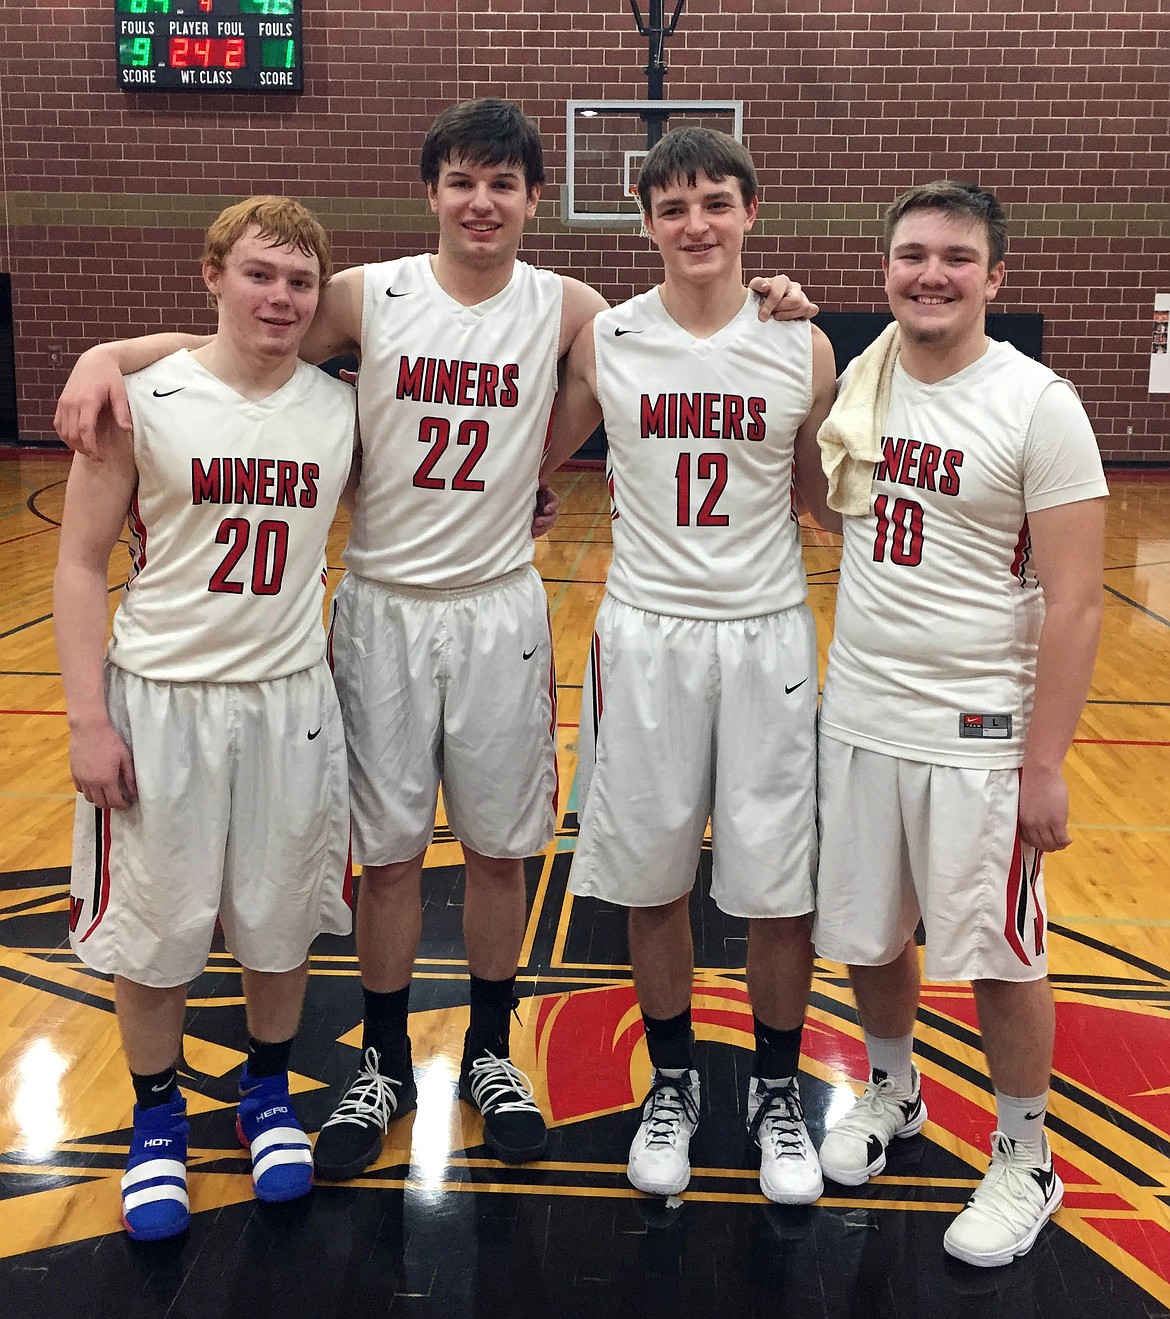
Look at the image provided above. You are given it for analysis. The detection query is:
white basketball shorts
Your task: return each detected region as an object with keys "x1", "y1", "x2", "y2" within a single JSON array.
[
  {"x1": 814, "y1": 736, "x2": 1048, "y2": 982},
  {"x1": 329, "y1": 567, "x2": 558, "y2": 865},
  {"x1": 569, "y1": 595, "x2": 818, "y2": 918},
  {"x1": 69, "y1": 660, "x2": 352, "y2": 989}
]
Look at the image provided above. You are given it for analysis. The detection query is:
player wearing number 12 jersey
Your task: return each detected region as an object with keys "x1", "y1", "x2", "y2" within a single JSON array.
[
  {"x1": 814, "y1": 181, "x2": 1108, "y2": 1268},
  {"x1": 543, "y1": 128, "x2": 837, "y2": 1206},
  {"x1": 54, "y1": 197, "x2": 356, "y2": 1240}
]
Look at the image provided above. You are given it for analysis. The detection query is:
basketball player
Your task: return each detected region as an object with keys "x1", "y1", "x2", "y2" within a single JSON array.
[
  {"x1": 54, "y1": 197, "x2": 356, "y2": 1240},
  {"x1": 814, "y1": 181, "x2": 1106, "y2": 1265},
  {"x1": 541, "y1": 128, "x2": 838, "y2": 1204},
  {"x1": 53, "y1": 99, "x2": 815, "y2": 1178}
]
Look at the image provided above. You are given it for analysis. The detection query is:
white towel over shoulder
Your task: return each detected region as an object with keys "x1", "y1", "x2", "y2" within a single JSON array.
[{"x1": 817, "y1": 322, "x2": 901, "y2": 516}]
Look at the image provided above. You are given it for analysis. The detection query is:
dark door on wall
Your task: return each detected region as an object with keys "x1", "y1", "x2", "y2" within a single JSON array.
[{"x1": 0, "y1": 276, "x2": 17, "y2": 443}]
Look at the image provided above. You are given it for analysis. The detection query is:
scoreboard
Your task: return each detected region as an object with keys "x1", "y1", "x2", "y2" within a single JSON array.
[{"x1": 115, "y1": 0, "x2": 303, "y2": 94}]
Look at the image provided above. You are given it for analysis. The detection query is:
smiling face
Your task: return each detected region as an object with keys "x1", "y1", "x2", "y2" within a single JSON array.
[
  {"x1": 643, "y1": 169, "x2": 758, "y2": 287},
  {"x1": 203, "y1": 225, "x2": 321, "y2": 361},
  {"x1": 883, "y1": 208, "x2": 1006, "y2": 362},
  {"x1": 427, "y1": 155, "x2": 540, "y2": 271}
]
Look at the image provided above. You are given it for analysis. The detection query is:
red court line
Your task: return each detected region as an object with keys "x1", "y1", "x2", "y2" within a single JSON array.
[
  {"x1": 0, "y1": 708, "x2": 66, "y2": 716},
  {"x1": 0, "y1": 526, "x2": 56, "y2": 549},
  {"x1": 1073, "y1": 737, "x2": 1170, "y2": 747}
]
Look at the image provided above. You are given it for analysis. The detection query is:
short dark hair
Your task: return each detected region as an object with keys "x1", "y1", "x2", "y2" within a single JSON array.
[
  {"x1": 637, "y1": 126, "x2": 757, "y2": 214},
  {"x1": 419, "y1": 97, "x2": 545, "y2": 193},
  {"x1": 883, "y1": 180, "x2": 1008, "y2": 267}
]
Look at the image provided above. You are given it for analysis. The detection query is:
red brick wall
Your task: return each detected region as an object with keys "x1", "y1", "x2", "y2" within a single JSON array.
[{"x1": 2, "y1": 0, "x2": 1167, "y2": 458}]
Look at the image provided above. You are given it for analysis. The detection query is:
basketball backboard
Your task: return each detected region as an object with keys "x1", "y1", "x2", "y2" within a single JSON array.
[{"x1": 563, "y1": 99, "x2": 744, "y2": 228}]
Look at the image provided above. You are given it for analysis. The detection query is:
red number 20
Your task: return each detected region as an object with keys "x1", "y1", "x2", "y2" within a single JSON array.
[{"x1": 207, "y1": 518, "x2": 289, "y2": 595}]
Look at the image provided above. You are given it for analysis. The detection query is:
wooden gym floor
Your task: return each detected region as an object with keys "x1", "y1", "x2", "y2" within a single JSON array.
[{"x1": 1, "y1": 451, "x2": 1169, "y2": 1318}]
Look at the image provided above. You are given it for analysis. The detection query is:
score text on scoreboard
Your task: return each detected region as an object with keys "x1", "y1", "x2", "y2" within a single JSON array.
[{"x1": 116, "y1": 0, "x2": 303, "y2": 94}]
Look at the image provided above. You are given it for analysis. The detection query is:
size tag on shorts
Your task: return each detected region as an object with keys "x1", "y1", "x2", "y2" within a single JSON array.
[{"x1": 959, "y1": 713, "x2": 1012, "y2": 739}]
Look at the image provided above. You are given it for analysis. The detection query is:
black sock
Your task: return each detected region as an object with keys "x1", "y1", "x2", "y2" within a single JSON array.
[
  {"x1": 753, "y1": 1016, "x2": 803, "y2": 1081},
  {"x1": 132, "y1": 1065, "x2": 178, "y2": 1110},
  {"x1": 466, "y1": 973, "x2": 517, "y2": 1058},
  {"x1": 643, "y1": 1008, "x2": 693, "y2": 1072},
  {"x1": 245, "y1": 1035, "x2": 293, "y2": 1080},
  {"x1": 361, "y1": 985, "x2": 411, "y2": 1072}
]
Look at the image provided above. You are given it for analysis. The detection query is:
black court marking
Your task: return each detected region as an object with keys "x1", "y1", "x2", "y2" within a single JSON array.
[
  {"x1": 1049, "y1": 919, "x2": 1170, "y2": 981},
  {"x1": 1104, "y1": 582, "x2": 1170, "y2": 629},
  {"x1": 26, "y1": 478, "x2": 66, "y2": 528}
]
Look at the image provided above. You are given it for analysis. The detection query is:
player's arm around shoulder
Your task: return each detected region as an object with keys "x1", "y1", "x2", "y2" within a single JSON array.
[
  {"x1": 297, "y1": 264, "x2": 364, "y2": 365},
  {"x1": 791, "y1": 324, "x2": 841, "y2": 534},
  {"x1": 542, "y1": 312, "x2": 603, "y2": 480},
  {"x1": 557, "y1": 275, "x2": 610, "y2": 357},
  {"x1": 1018, "y1": 494, "x2": 1106, "y2": 853},
  {"x1": 54, "y1": 423, "x2": 141, "y2": 810},
  {"x1": 55, "y1": 334, "x2": 210, "y2": 458}
]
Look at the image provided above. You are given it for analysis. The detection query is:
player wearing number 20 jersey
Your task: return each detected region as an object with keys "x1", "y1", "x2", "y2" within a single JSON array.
[
  {"x1": 820, "y1": 340, "x2": 1108, "y2": 770},
  {"x1": 111, "y1": 350, "x2": 354, "y2": 683}
]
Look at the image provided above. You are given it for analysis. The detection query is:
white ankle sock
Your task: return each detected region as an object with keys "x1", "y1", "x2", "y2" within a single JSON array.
[
  {"x1": 863, "y1": 1032, "x2": 915, "y2": 1092},
  {"x1": 994, "y1": 1088, "x2": 1048, "y2": 1157}
]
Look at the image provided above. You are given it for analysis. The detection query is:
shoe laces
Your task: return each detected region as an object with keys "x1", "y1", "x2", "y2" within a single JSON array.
[
  {"x1": 640, "y1": 1074, "x2": 699, "y2": 1148},
  {"x1": 320, "y1": 1047, "x2": 403, "y2": 1131},
  {"x1": 466, "y1": 1051, "x2": 540, "y2": 1115},
  {"x1": 963, "y1": 1132, "x2": 1051, "y2": 1231},
  {"x1": 833, "y1": 1072, "x2": 915, "y2": 1141},
  {"x1": 750, "y1": 1083, "x2": 808, "y2": 1159}
]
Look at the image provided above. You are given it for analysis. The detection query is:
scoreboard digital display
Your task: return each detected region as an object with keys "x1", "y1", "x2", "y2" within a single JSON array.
[{"x1": 116, "y1": 0, "x2": 303, "y2": 94}]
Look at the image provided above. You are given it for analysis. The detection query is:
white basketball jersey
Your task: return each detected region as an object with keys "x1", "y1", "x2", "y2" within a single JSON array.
[
  {"x1": 345, "y1": 254, "x2": 563, "y2": 589},
  {"x1": 109, "y1": 350, "x2": 354, "y2": 682},
  {"x1": 821, "y1": 339, "x2": 1108, "y2": 768},
  {"x1": 594, "y1": 288, "x2": 812, "y2": 620}
]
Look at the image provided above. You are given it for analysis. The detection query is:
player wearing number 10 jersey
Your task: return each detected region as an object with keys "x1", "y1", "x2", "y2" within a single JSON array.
[{"x1": 814, "y1": 181, "x2": 1108, "y2": 1269}]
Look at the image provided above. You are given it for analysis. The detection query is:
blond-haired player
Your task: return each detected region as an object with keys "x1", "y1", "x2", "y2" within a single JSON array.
[{"x1": 55, "y1": 197, "x2": 357, "y2": 1239}]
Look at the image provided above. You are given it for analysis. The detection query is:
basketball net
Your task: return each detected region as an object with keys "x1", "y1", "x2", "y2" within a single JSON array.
[{"x1": 629, "y1": 184, "x2": 651, "y2": 240}]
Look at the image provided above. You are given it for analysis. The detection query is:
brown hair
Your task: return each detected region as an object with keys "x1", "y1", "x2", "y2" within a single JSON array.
[
  {"x1": 883, "y1": 180, "x2": 1007, "y2": 267},
  {"x1": 419, "y1": 98, "x2": 545, "y2": 193},
  {"x1": 637, "y1": 126, "x2": 757, "y2": 213}
]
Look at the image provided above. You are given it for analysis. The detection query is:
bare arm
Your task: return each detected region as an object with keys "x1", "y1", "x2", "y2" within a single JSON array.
[
  {"x1": 792, "y1": 325, "x2": 841, "y2": 533},
  {"x1": 557, "y1": 275, "x2": 610, "y2": 357},
  {"x1": 1018, "y1": 497, "x2": 1106, "y2": 852},
  {"x1": 295, "y1": 265, "x2": 364, "y2": 364},
  {"x1": 541, "y1": 317, "x2": 602, "y2": 480},
  {"x1": 53, "y1": 428, "x2": 141, "y2": 809}
]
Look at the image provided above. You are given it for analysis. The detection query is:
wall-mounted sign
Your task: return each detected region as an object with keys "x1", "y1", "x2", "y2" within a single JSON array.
[{"x1": 116, "y1": 0, "x2": 302, "y2": 94}]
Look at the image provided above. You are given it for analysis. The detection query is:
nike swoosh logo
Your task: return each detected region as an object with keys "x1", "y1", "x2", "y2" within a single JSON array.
[
  {"x1": 613, "y1": 328, "x2": 643, "y2": 337},
  {"x1": 1024, "y1": 1109, "x2": 1046, "y2": 1121},
  {"x1": 522, "y1": 647, "x2": 537, "y2": 661},
  {"x1": 150, "y1": 1081, "x2": 171, "y2": 1093},
  {"x1": 307, "y1": 727, "x2": 321, "y2": 740},
  {"x1": 784, "y1": 679, "x2": 808, "y2": 695},
  {"x1": 385, "y1": 287, "x2": 412, "y2": 297},
  {"x1": 152, "y1": 387, "x2": 185, "y2": 397}
]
